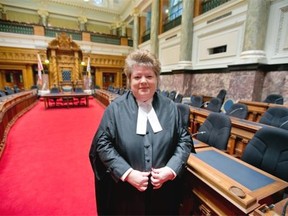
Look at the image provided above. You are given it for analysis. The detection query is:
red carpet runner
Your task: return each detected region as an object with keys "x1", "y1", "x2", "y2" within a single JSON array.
[{"x1": 0, "y1": 99, "x2": 105, "y2": 215}]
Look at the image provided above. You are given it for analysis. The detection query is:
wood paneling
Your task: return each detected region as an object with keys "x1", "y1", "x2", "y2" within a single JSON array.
[{"x1": 0, "y1": 90, "x2": 38, "y2": 158}]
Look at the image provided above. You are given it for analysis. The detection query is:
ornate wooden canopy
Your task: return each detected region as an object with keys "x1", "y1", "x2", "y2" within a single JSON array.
[{"x1": 47, "y1": 32, "x2": 83, "y2": 88}]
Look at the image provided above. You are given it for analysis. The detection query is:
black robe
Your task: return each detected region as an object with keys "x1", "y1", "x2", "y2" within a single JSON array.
[{"x1": 89, "y1": 91, "x2": 194, "y2": 215}]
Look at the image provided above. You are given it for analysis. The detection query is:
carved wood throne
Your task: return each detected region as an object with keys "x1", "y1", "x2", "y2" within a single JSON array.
[{"x1": 47, "y1": 32, "x2": 83, "y2": 89}]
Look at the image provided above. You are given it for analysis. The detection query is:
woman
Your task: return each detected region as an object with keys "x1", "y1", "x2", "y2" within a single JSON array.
[{"x1": 89, "y1": 49, "x2": 194, "y2": 215}]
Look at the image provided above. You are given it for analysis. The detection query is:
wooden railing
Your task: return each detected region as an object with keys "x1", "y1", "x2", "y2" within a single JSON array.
[
  {"x1": 0, "y1": 90, "x2": 38, "y2": 158},
  {"x1": 238, "y1": 100, "x2": 288, "y2": 122},
  {"x1": 94, "y1": 89, "x2": 119, "y2": 107}
]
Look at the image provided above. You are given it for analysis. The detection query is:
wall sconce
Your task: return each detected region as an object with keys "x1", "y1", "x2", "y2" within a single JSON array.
[
  {"x1": 81, "y1": 61, "x2": 86, "y2": 66},
  {"x1": 45, "y1": 59, "x2": 49, "y2": 64}
]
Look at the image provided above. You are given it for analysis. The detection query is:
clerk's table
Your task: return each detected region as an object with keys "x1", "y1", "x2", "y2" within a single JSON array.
[
  {"x1": 185, "y1": 147, "x2": 288, "y2": 215},
  {"x1": 42, "y1": 92, "x2": 90, "y2": 108}
]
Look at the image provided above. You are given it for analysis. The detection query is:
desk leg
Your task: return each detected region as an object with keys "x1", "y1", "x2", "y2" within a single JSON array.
[
  {"x1": 227, "y1": 135, "x2": 236, "y2": 155},
  {"x1": 66, "y1": 98, "x2": 71, "y2": 108},
  {"x1": 44, "y1": 98, "x2": 47, "y2": 109},
  {"x1": 44, "y1": 98, "x2": 50, "y2": 109},
  {"x1": 86, "y1": 97, "x2": 89, "y2": 107}
]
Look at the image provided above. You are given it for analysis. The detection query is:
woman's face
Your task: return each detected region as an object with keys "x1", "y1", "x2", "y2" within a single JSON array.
[{"x1": 130, "y1": 65, "x2": 157, "y2": 102}]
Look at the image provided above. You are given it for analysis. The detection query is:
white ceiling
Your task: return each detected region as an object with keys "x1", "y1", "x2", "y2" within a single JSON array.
[{"x1": 0, "y1": 0, "x2": 138, "y2": 25}]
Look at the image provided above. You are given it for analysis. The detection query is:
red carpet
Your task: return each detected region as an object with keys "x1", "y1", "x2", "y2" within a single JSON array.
[{"x1": 0, "y1": 99, "x2": 105, "y2": 215}]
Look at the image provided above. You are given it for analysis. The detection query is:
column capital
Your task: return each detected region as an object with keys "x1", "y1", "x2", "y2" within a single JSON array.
[
  {"x1": 0, "y1": 4, "x2": 7, "y2": 14},
  {"x1": 120, "y1": 21, "x2": 127, "y2": 27},
  {"x1": 37, "y1": 10, "x2": 49, "y2": 17},
  {"x1": 131, "y1": 8, "x2": 140, "y2": 17},
  {"x1": 78, "y1": 16, "x2": 87, "y2": 24},
  {"x1": 110, "y1": 23, "x2": 117, "y2": 29}
]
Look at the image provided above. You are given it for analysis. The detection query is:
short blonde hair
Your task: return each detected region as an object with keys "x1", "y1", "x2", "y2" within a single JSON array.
[{"x1": 124, "y1": 49, "x2": 161, "y2": 82}]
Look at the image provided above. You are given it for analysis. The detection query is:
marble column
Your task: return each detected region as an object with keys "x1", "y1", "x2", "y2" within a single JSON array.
[
  {"x1": 121, "y1": 22, "x2": 127, "y2": 37},
  {"x1": 78, "y1": 16, "x2": 87, "y2": 31},
  {"x1": 133, "y1": 11, "x2": 139, "y2": 49},
  {"x1": 0, "y1": 4, "x2": 4, "y2": 20},
  {"x1": 150, "y1": 0, "x2": 160, "y2": 57},
  {"x1": 179, "y1": 0, "x2": 194, "y2": 67},
  {"x1": 37, "y1": 10, "x2": 49, "y2": 26},
  {"x1": 240, "y1": 0, "x2": 270, "y2": 63},
  {"x1": 111, "y1": 24, "x2": 117, "y2": 36}
]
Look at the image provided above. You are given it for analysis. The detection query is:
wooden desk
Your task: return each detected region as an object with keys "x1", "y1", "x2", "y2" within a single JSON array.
[
  {"x1": 189, "y1": 106, "x2": 266, "y2": 157},
  {"x1": 252, "y1": 198, "x2": 288, "y2": 216},
  {"x1": 227, "y1": 116, "x2": 267, "y2": 157},
  {"x1": 0, "y1": 90, "x2": 37, "y2": 158},
  {"x1": 94, "y1": 89, "x2": 119, "y2": 107},
  {"x1": 186, "y1": 147, "x2": 288, "y2": 215},
  {"x1": 42, "y1": 92, "x2": 90, "y2": 109},
  {"x1": 238, "y1": 100, "x2": 288, "y2": 122},
  {"x1": 193, "y1": 138, "x2": 209, "y2": 149}
]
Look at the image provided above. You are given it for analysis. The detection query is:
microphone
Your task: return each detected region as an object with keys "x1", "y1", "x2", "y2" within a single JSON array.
[
  {"x1": 228, "y1": 107, "x2": 243, "y2": 115},
  {"x1": 202, "y1": 102, "x2": 209, "y2": 108},
  {"x1": 281, "y1": 200, "x2": 288, "y2": 216},
  {"x1": 273, "y1": 97, "x2": 283, "y2": 104},
  {"x1": 191, "y1": 131, "x2": 206, "y2": 137},
  {"x1": 280, "y1": 119, "x2": 288, "y2": 128}
]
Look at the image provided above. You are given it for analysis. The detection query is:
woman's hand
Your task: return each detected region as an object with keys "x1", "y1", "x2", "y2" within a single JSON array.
[
  {"x1": 150, "y1": 167, "x2": 174, "y2": 189},
  {"x1": 126, "y1": 170, "x2": 150, "y2": 192}
]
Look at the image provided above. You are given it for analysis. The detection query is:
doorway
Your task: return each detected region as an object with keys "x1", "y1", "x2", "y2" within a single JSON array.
[
  {"x1": 4, "y1": 70, "x2": 23, "y2": 90},
  {"x1": 103, "y1": 72, "x2": 116, "y2": 89}
]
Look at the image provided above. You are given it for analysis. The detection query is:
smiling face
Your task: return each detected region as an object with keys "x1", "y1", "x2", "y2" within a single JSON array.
[{"x1": 130, "y1": 65, "x2": 157, "y2": 102}]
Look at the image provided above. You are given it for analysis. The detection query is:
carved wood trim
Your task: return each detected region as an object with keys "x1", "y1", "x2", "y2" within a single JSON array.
[
  {"x1": 0, "y1": 47, "x2": 46, "y2": 64},
  {"x1": 0, "y1": 91, "x2": 38, "y2": 158}
]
